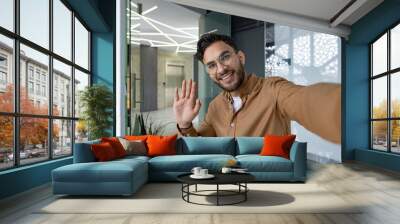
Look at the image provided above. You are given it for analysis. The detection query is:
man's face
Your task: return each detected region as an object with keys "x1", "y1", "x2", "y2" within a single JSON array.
[{"x1": 202, "y1": 41, "x2": 246, "y2": 92}]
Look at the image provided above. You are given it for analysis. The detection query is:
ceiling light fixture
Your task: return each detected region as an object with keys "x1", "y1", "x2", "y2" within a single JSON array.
[
  {"x1": 134, "y1": 32, "x2": 196, "y2": 39},
  {"x1": 142, "y1": 6, "x2": 158, "y2": 16},
  {"x1": 132, "y1": 38, "x2": 177, "y2": 46},
  {"x1": 131, "y1": 23, "x2": 141, "y2": 29},
  {"x1": 141, "y1": 16, "x2": 178, "y2": 45},
  {"x1": 127, "y1": 6, "x2": 199, "y2": 53},
  {"x1": 130, "y1": 2, "x2": 138, "y2": 8},
  {"x1": 130, "y1": 10, "x2": 196, "y2": 38},
  {"x1": 177, "y1": 49, "x2": 196, "y2": 53},
  {"x1": 204, "y1": 29, "x2": 218, "y2": 34}
]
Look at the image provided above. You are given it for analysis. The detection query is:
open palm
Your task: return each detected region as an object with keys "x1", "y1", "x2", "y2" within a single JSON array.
[{"x1": 173, "y1": 80, "x2": 201, "y2": 128}]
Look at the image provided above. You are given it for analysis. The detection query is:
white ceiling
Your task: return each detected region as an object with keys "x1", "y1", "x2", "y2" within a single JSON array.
[
  {"x1": 128, "y1": 0, "x2": 384, "y2": 49},
  {"x1": 224, "y1": 0, "x2": 384, "y2": 26},
  {"x1": 226, "y1": 0, "x2": 352, "y2": 23},
  {"x1": 167, "y1": 0, "x2": 384, "y2": 38}
]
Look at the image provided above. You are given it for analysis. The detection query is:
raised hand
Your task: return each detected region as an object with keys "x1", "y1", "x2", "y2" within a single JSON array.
[{"x1": 173, "y1": 79, "x2": 201, "y2": 128}]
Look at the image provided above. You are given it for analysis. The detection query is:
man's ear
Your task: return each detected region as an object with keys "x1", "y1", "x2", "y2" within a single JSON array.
[{"x1": 238, "y1": 50, "x2": 245, "y2": 65}]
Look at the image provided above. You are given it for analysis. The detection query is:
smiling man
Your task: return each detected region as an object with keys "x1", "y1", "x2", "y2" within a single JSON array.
[{"x1": 173, "y1": 33, "x2": 341, "y2": 144}]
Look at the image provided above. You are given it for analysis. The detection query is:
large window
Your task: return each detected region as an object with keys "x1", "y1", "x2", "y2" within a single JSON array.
[
  {"x1": 371, "y1": 23, "x2": 400, "y2": 153},
  {"x1": 0, "y1": 0, "x2": 91, "y2": 170}
]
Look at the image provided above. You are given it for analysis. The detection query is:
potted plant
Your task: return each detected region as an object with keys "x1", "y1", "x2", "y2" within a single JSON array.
[{"x1": 79, "y1": 84, "x2": 113, "y2": 140}]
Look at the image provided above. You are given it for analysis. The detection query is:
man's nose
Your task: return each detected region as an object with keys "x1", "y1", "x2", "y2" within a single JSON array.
[{"x1": 216, "y1": 61, "x2": 226, "y2": 75}]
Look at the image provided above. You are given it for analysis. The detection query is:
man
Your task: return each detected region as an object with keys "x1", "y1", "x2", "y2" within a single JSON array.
[{"x1": 173, "y1": 33, "x2": 341, "y2": 144}]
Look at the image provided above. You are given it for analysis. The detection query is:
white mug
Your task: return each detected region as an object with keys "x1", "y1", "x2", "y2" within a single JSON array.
[
  {"x1": 191, "y1": 167, "x2": 202, "y2": 176},
  {"x1": 200, "y1": 169, "x2": 208, "y2": 176},
  {"x1": 221, "y1": 167, "x2": 232, "y2": 173}
]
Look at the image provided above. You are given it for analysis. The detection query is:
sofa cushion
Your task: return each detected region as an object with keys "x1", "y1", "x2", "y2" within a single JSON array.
[
  {"x1": 260, "y1": 135, "x2": 296, "y2": 159},
  {"x1": 147, "y1": 135, "x2": 177, "y2": 157},
  {"x1": 91, "y1": 142, "x2": 118, "y2": 161},
  {"x1": 124, "y1": 135, "x2": 148, "y2": 141},
  {"x1": 236, "y1": 155, "x2": 293, "y2": 172},
  {"x1": 52, "y1": 159, "x2": 147, "y2": 183},
  {"x1": 236, "y1": 137, "x2": 263, "y2": 155},
  {"x1": 115, "y1": 155, "x2": 150, "y2": 163},
  {"x1": 101, "y1": 137, "x2": 127, "y2": 158},
  {"x1": 178, "y1": 137, "x2": 235, "y2": 155},
  {"x1": 118, "y1": 138, "x2": 147, "y2": 156},
  {"x1": 148, "y1": 154, "x2": 235, "y2": 172}
]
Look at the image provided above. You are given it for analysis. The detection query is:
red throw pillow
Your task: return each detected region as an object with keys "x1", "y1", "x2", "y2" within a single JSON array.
[
  {"x1": 146, "y1": 135, "x2": 177, "y2": 157},
  {"x1": 259, "y1": 134, "x2": 296, "y2": 159},
  {"x1": 101, "y1": 137, "x2": 127, "y2": 158},
  {"x1": 124, "y1": 135, "x2": 148, "y2": 141},
  {"x1": 91, "y1": 142, "x2": 117, "y2": 161}
]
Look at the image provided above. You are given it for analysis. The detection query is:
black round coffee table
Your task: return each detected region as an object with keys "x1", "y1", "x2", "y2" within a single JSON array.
[{"x1": 177, "y1": 173, "x2": 255, "y2": 206}]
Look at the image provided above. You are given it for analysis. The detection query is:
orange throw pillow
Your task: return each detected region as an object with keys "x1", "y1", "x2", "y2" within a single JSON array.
[
  {"x1": 146, "y1": 135, "x2": 177, "y2": 157},
  {"x1": 91, "y1": 142, "x2": 117, "y2": 161},
  {"x1": 101, "y1": 137, "x2": 127, "y2": 158},
  {"x1": 124, "y1": 135, "x2": 148, "y2": 141},
  {"x1": 259, "y1": 134, "x2": 296, "y2": 159}
]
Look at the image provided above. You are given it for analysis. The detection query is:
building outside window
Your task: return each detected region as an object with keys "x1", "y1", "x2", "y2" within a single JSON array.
[
  {"x1": 0, "y1": 54, "x2": 7, "y2": 89},
  {"x1": 28, "y1": 66, "x2": 34, "y2": 79},
  {"x1": 41, "y1": 85, "x2": 46, "y2": 97},
  {"x1": 0, "y1": 54, "x2": 7, "y2": 67},
  {"x1": 35, "y1": 83, "x2": 40, "y2": 95},
  {"x1": 41, "y1": 73, "x2": 46, "y2": 83},
  {"x1": 0, "y1": 71, "x2": 6, "y2": 84},
  {"x1": 35, "y1": 70, "x2": 40, "y2": 81},
  {"x1": 28, "y1": 81, "x2": 34, "y2": 94}
]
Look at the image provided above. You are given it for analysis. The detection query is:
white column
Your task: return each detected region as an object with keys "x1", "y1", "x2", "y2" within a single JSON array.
[{"x1": 116, "y1": 0, "x2": 127, "y2": 136}]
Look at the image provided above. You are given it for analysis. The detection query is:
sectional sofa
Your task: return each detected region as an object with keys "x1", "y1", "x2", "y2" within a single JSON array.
[{"x1": 52, "y1": 137, "x2": 307, "y2": 196}]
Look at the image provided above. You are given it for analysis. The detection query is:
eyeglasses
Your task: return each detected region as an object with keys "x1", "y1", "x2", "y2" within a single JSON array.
[{"x1": 205, "y1": 51, "x2": 235, "y2": 74}]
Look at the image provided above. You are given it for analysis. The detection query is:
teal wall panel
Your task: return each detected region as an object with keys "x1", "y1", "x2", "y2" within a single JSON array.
[
  {"x1": 344, "y1": 0, "x2": 400, "y2": 171},
  {"x1": 92, "y1": 32, "x2": 114, "y2": 88},
  {"x1": 344, "y1": 44, "x2": 370, "y2": 160},
  {"x1": 0, "y1": 158, "x2": 72, "y2": 199},
  {"x1": 355, "y1": 149, "x2": 400, "y2": 172},
  {"x1": 65, "y1": 0, "x2": 110, "y2": 32},
  {"x1": 92, "y1": 32, "x2": 114, "y2": 135}
]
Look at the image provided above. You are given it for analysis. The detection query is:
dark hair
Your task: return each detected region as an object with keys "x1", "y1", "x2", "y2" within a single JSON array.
[{"x1": 195, "y1": 33, "x2": 238, "y2": 63}]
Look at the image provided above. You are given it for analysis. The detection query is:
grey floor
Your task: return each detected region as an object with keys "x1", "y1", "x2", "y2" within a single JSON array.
[{"x1": 1, "y1": 161, "x2": 400, "y2": 224}]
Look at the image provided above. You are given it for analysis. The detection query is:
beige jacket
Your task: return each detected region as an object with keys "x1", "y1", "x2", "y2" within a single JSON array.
[{"x1": 178, "y1": 74, "x2": 341, "y2": 144}]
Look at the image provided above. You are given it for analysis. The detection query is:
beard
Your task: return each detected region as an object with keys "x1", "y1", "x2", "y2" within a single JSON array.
[{"x1": 214, "y1": 63, "x2": 245, "y2": 92}]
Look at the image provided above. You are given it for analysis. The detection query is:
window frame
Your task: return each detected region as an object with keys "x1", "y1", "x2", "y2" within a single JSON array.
[
  {"x1": 0, "y1": 0, "x2": 92, "y2": 171},
  {"x1": 370, "y1": 20, "x2": 400, "y2": 154}
]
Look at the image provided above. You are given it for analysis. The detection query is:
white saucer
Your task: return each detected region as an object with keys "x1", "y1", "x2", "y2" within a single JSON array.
[{"x1": 190, "y1": 174, "x2": 215, "y2": 179}]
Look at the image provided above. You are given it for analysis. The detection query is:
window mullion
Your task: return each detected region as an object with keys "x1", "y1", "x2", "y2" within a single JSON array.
[
  {"x1": 388, "y1": 30, "x2": 391, "y2": 152},
  {"x1": 370, "y1": 45, "x2": 373, "y2": 149},
  {"x1": 48, "y1": 0, "x2": 54, "y2": 160},
  {"x1": 71, "y1": 10, "x2": 76, "y2": 154},
  {"x1": 13, "y1": 0, "x2": 21, "y2": 167}
]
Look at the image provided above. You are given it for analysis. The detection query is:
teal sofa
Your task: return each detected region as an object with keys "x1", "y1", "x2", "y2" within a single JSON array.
[{"x1": 52, "y1": 137, "x2": 307, "y2": 196}]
